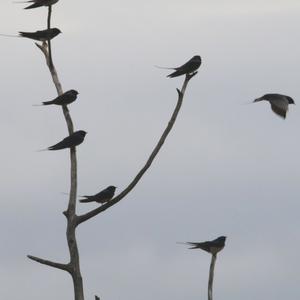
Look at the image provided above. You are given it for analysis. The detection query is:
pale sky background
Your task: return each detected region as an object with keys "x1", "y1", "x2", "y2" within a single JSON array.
[{"x1": 1, "y1": 0, "x2": 300, "y2": 299}]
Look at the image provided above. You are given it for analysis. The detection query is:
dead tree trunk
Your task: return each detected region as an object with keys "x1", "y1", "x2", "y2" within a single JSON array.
[{"x1": 27, "y1": 4, "x2": 198, "y2": 300}]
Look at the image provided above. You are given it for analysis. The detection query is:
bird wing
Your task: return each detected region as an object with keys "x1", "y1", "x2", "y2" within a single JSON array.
[
  {"x1": 48, "y1": 135, "x2": 74, "y2": 150},
  {"x1": 167, "y1": 58, "x2": 200, "y2": 78},
  {"x1": 270, "y1": 99, "x2": 288, "y2": 119},
  {"x1": 93, "y1": 189, "x2": 112, "y2": 202}
]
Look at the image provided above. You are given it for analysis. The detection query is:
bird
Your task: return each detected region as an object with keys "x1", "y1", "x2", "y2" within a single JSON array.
[
  {"x1": 15, "y1": 0, "x2": 59, "y2": 9},
  {"x1": 157, "y1": 55, "x2": 201, "y2": 78},
  {"x1": 38, "y1": 90, "x2": 79, "y2": 106},
  {"x1": 43, "y1": 130, "x2": 87, "y2": 151},
  {"x1": 254, "y1": 93, "x2": 295, "y2": 119},
  {"x1": 19, "y1": 28, "x2": 61, "y2": 42},
  {"x1": 79, "y1": 186, "x2": 117, "y2": 204},
  {"x1": 179, "y1": 236, "x2": 226, "y2": 255}
]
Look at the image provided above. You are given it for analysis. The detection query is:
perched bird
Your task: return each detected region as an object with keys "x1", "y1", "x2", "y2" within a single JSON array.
[
  {"x1": 16, "y1": 0, "x2": 59, "y2": 9},
  {"x1": 19, "y1": 28, "x2": 61, "y2": 42},
  {"x1": 180, "y1": 236, "x2": 226, "y2": 255},
  {"x1": 157, "y1": 55, "x2": 201, "y2": 78},
  {"x1": 79, "y1": 186, "x2": 117, "y2": 204},
  {"x1": 39, "y1": 90, "x2": 79, "y2": 106},
  {"x1": 43, "y1": 130, "x2": 87, "y2": 151},
  {"x1": 254, "y1": 93, "x2": 295, "y2": 119}
]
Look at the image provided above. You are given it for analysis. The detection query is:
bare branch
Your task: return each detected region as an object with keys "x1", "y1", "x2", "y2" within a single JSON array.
[
  {"x1": 208, "y1": 254, "x2": 217, "y2": 300},
  {"x1": 77, "y1": 73, "x2": 197, "y2": 225},
  {"x1": 27, "y1": 255, "x2": 70, "y2": 272},
  {"x1": 29, "y1": 6, "x2": 84, "y2": 299}
]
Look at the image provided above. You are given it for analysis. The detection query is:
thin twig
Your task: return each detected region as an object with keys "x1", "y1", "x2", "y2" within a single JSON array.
[
  {"x1": 208, "y1": 254, "x2": 217, "y2": 300},
  {"x1": 47, "y1": 5, "x2": 53, "y2": 68},
  {"x1": 77, "y1": 72, "x2": 197, "y2": 225},
  {"x1": 27, "y1": 255, "x2": 70, "y2": 272}
]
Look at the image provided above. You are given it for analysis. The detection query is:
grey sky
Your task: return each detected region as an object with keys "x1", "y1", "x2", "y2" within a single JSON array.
[{"x1": 1, "y1": 1, "x2": 300, "y2": 299}]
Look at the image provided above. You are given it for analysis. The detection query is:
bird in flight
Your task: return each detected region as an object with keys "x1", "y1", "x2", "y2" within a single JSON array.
[
  {"x1": 179, "y1": 236, "x2": 226, "y2": 255},
  {"x1": 42, "y1": 130, "x2": 87, "y2": 151},
  {"x1": 157, "y1": 55, "x2": 201, "y2": 78},
  {"x1": 19, "y1": 28, "x2": 61, "y2": 42},
  {"x1": 254, "y1": 93, "x2": 295, "y2": 119},
  {"x1": 36, "y1": 90, "x2": 79, "y2": 106},
  {"x1": 15, "y1": 0, "x2": 59, "y2": 9},
  {"x1": 79, "y1": 186, "x2": 117, "y2": 204}
]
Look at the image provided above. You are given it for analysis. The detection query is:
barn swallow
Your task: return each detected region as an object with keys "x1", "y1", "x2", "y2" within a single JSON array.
[
  {"x1": 180, "y1": 236, "x2": 226, "y2": 255},
  {"x1": 39, "y1": 90, "x2": 79, "y2": 106},
  {"x1": 16, "y1": 0, "x2": 59, "y2": 9},
  {"x1": 43, "y1": 130, "x2": 87, "y2": 151},
  {"x1": 254, "y1": 93, "x2": 295, "y2": 119},
  {"x1": 79, "y1": 186, "x2": 117, "y2": 204},
  {"x1": 157, "y1": 55, "x2": 201, "y2": 78},
  {"x1": 19, "y1": 28, "x2": 61, "y2": 42}
]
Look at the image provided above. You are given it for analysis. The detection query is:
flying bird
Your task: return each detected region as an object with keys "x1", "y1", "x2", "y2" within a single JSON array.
[
  {"x1": 38, "y1": 90, "x2": 79, "y2": 106},
  {"x1": 19, "y1": 28, "x2": 61, "y2": 42},
  {"x1": 179, "y1": 236, "x2": 226, "y2": 255},
  {"x1": 254, "y1": 93, "x2": 295, "y2": 119},
  {"x1": 15, "y1": 0, "x2": 59, "y2": 9},
  {"x1": 79, "y1": 186, "x2": 117, "y2": 204},
  {"x1": 43, "y1": 130, "x2": 87, "y2": 151},
  {"x1": 157, "y1": 55, "x2": 201, "y2": 78}
]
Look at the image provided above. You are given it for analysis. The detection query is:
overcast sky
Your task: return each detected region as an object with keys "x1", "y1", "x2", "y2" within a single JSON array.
[{"x1": 1, "y1": 1, "x2": 300, "y2": 299}]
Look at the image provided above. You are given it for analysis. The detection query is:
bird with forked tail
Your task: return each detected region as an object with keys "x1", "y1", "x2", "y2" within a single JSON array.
[
  {"x1": 40, "y1": 130, "x2": 87, "y2": 151},
  {"x1": 19, "y1": 28, "x2": 61, "y2": 42},
  {"x1": 34, "y1": 90, "x2": 79, "y2": 106},
  {"x1": 14, "y1": 0, "x2": 59, "y2": 9},
  {"x1": 178, "y1": 236, "x2": 226, "y2": 255},
  {"x1": 157, "y1": 55, "x2": 201, "y2": 78},
  {"x1": 254, "y1": 93, "x2": 295, "y2": 119},
  {"x1": 79, "y1": 186, "x2": 117, "y2": 204}
]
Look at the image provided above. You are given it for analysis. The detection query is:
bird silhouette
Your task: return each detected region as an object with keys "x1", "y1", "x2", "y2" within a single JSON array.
[
  {"x1": 179, "y1": 236, "x2": 226, "y2": 255},
  {"x1": 16, "y1": 0, "x2": 59, "y2": 9},
  {"x1": 19, "y1": 28, "x2": 61, "y2": 42},
  {"x1": 79, "y1": 186, "x2": 117, "y2": 204},
  {"x1": 38, "y1": 90, "x2": 79, "y2": 106},
  {"x1": 42, "y1": 130, "x2": 87, "y2": 151},
  {"x1": 254, "y1": 93, "x2": 295, "y2": 119},
  {"x1": 157, "y1": 55, "x2": 201, "y2": 78}
]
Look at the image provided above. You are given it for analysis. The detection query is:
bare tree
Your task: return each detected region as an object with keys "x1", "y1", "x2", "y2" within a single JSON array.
[{"x1": 27, "y1": 5, "x2": 198, "y2": 300}]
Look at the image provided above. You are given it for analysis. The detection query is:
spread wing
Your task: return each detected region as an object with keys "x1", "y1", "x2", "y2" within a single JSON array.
[{"x1": 270, "y1": 98, "x2": 288, "y2": 119}]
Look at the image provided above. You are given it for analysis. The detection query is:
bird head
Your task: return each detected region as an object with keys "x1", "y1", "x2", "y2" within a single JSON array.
[
  {"x1": 217, "y1": 236, "x2": 227, "y2": 243},
  {"x1": 107, "y1": 186, "x2": 117, "y2": 191},
  {"x1": 77, "y1": 130, "x2": 87, "y2": 137},
  {"x1": 192, "y1": 55, "x2": 201, "y2": 62},
  {"x1": 287, "y1": 96, "x2": 295, "y2": 104},
  {"x1": 53, "y1": 28, "x2": 62, "y2": 35},
  {"x1": 70, "y1": 89, "x2": 79, "y2": 96}
]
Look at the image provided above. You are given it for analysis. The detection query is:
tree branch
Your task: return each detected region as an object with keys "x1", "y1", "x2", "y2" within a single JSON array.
[
  {"x1": 77, "y1": 72, "x2": 198, "y2": 225},
  {"x1": 30, "y1": 6, "x2": 84, "y2": 300},
  {"x1": 27, "y1": 255, "x2": 70, "y2": 272},
  {"x1": 47, "y1": 5, "x2": 53, "y2": 68},
  {"x1": 208, "y1": 254, "x2": 217, "y2": 300}
]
